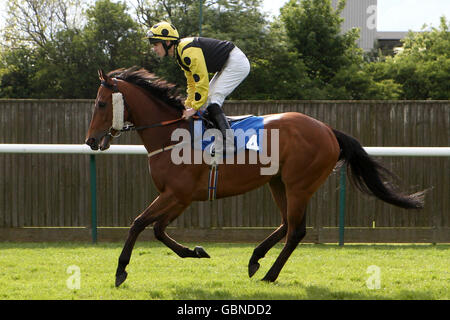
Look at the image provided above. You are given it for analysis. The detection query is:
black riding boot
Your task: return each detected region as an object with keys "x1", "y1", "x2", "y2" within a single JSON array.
[{"x1": 207, "y1": 103, "x2": 234, "y2": 155}]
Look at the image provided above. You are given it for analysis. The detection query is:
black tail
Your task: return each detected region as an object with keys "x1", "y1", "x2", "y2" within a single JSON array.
[{"x1": 332, "y1": 129, "x2": 425, "y2": 209}]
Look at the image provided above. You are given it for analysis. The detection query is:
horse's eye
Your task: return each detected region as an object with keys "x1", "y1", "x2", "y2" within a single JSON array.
[{"x1": 98, "y1": 101, "x2": 107, "y2": 108}]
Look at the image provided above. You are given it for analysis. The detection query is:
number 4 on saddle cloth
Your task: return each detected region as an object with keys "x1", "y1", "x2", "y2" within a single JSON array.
[{"x1": 190, "y1": 112, "x2": 265, "y2": 157}]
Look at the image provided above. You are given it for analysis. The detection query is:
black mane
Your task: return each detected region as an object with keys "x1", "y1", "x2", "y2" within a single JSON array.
[{"x1": 107, "y1": 67, "x2": 185, "y2": 112}]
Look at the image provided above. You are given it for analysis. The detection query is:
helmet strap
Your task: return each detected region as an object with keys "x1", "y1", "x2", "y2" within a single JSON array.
[{"x1": 163, "y1": 41, "x2": 175, "y2": 57}]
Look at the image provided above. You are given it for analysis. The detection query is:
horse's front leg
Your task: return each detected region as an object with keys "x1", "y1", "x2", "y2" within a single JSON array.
[
  {"x1": 115, "y1": 193, "x2": 184, "y2": 287},
  {"x1": 153, "y1": 218, "x2": 211, "y2": 259}
]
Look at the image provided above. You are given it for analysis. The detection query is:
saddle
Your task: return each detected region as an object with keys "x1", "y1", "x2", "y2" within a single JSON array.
[
  {"x1": 189, "y1": 111, "x2": 264, "y2": 155},
  {"x1": 190, "y1": 111, "x2": 264, "y2": 201},
  {"x1": 199, "y1": 109, "x2": 254, "y2": 130}
]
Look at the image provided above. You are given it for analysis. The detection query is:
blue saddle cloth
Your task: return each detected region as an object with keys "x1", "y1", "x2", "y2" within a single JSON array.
[{"x1": 192, "y1": 115, "x2": 265, "y2": 154}]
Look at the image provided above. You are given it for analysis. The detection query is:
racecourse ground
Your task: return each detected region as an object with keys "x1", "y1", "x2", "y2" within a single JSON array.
[{"x1": 0, "y1": 242, "x2": 448, "y2": 300}]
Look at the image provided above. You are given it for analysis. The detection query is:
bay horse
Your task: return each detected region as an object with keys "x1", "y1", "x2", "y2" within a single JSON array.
[{"x1": 85, "y1": 67, "x2": 424, "y2": 287}]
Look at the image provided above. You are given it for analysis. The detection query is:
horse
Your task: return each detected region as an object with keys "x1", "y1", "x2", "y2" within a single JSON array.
[{"x1": 85, "y1": 67, "x2": 425, "y2": 287}]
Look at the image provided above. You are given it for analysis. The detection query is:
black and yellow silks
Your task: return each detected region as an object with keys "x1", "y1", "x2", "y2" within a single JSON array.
[{"x1": 176, "y1": 37, "x2": 235, "y2": 110}]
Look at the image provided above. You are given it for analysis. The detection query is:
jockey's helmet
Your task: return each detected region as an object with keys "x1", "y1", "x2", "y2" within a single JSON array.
[{"x1": 146, "y1": 22, "x2": 180, "y2": 44}]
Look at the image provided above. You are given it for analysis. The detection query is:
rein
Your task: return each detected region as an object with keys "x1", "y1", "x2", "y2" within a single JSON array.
[
  {"x1": 100, "y1": 78, "x2": 206, "y2": 157},
  {"x1": 119, "y1": 117, "x2": 186, "y2": 133}
]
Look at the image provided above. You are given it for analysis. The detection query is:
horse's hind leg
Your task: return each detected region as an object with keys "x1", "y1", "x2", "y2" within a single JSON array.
[
  {"x1": 249, "y1": 224, "x2": 287, "y2": 278},
  {"x1": 261, "y1": 196, "x2": 308, "y2": 282},
  {"x1": 249, "y1": 176, "x2": 288, "y2": 277}
]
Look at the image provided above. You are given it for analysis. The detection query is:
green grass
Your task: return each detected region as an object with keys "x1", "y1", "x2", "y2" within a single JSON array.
[{"x1": 0, "y1": 242, "x2": 448, "y2": 300}]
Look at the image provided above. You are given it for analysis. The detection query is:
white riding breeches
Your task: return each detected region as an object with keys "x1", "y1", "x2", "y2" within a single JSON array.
[{"x1": 206, "y1": 46, "x2": 250, "y2": 108}]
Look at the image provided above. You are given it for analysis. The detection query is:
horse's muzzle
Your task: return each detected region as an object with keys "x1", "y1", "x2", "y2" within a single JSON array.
[
  {"x1": 99, "y1": 134, "x2": 112, "y2": 150},
  {"x1": 85, "y1": 137, "x2": 99, "y2": 151},
  {"x1": 85, "y1": 133, "x2": 111, "y2": 151}
]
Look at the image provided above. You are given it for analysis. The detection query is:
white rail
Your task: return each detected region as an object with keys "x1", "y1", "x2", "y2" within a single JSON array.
[
  {"x1": 0, "y1": 144, "x2": 148, "y2": 155},
  {"x1": 363, "y1": 147, "x2": 450, "y2": 157},
  {"x1": 0, "y1": 144, "x2": 449, "y2": 156}
]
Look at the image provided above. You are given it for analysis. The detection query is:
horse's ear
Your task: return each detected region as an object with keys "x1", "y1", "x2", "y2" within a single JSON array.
[{"x1": 98, "y1": 69, "x2": 107, "y2": 81}]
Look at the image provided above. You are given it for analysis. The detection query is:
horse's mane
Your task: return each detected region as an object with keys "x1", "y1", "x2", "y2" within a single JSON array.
[{"x1": 107, "y1": 66, "x2": 185, "y2": 112}]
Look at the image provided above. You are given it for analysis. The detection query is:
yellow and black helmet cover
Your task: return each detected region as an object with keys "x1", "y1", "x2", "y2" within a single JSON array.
[{"x1": 146, "y1": 21, "x2": 180, "y2": 44}]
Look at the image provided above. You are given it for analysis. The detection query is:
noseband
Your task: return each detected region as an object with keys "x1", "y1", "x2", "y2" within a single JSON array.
[{"x1": 101, "y1": 79, "x2": 129, "y2": 138}]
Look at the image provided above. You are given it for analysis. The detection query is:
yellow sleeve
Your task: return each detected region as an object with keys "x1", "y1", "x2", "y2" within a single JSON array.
[
  {"x1": 183, "y1": 70, "x2": 195, "y2": 108},
  {"x1": 181, "y1": 47, "x2": 209, "y2": 110}
]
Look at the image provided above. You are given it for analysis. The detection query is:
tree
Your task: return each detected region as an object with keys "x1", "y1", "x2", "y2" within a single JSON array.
[
  {"x1": 0, "y1": 0, "x2": 147, "y2": 98},
  {"x1": 0, "y1": 45, "x2": 38, "y2": 98},
  {"x1": 135, "y1": 0, "x2": 200, "y2": 37},
  {"x1": 3, "y1": 0, "x2": 446, "y2": 100},
  {"x1": 280, "y1": 0, "x2": 360, "y2": 83},
  {"x1": 277, "y1": 0, "x2": 405, "y2": 100},
  {"x1": 367, "y1": 17, "x2": 450, "y2": 100},
  {"x1": 2, "y1": 0, "x2": 84, "y2": 49},
  {"x1": 231, "y1": 15, "x2": 316, "y2": 100},
  {"x1": 83, "y1": 0, "x2": 145, "y2": 72}
]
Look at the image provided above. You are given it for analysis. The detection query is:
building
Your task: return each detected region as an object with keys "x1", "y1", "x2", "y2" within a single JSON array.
[{"x1": 331, "y1": 0, "x2": 407, "y2": 53}]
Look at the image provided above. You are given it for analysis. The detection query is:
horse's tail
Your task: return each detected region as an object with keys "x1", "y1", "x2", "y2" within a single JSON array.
[{"x1": 332, "y1": 129, "x2": 425, "y2": 209}]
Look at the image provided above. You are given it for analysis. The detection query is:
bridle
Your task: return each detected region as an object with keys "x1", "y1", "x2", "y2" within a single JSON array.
[
  {"x1": 100, "y1": 78, "x2": 187, "y2": 139},
  {"x1": 98, "y1": 78, "x2": 208, "y2": 158}
]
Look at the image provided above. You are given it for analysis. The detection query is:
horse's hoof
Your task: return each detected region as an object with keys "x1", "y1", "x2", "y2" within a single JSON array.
[
  {"x1": 194, "y1": 246, "x2": 210, "y2": 258},
  {"x1": 248, "y1": 262, "x2": 260, "y2": 278},
  {"x1": 261, "y1": 275, "x2": 276, "y2": 283},
  {"x1": 115, "y1": 271, "x2": 128, "y2": 287}
]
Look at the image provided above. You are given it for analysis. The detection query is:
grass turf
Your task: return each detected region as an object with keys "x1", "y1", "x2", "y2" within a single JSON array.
[{"x1": 0, "y1": 242, "x2": 448, "y2": 300}]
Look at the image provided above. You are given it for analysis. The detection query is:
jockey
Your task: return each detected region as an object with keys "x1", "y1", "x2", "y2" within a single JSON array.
[{"x1": 145, "y1": 21, "x2": 251, "y2": 155}]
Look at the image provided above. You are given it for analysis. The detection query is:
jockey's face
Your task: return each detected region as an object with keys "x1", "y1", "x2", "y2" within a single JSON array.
[
  {"x1": 152, "y1": 42, "x2": 166, "y2": 57},
  {"x1": 152, "y1": 41, "x2": 174, "y2": 58}
]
